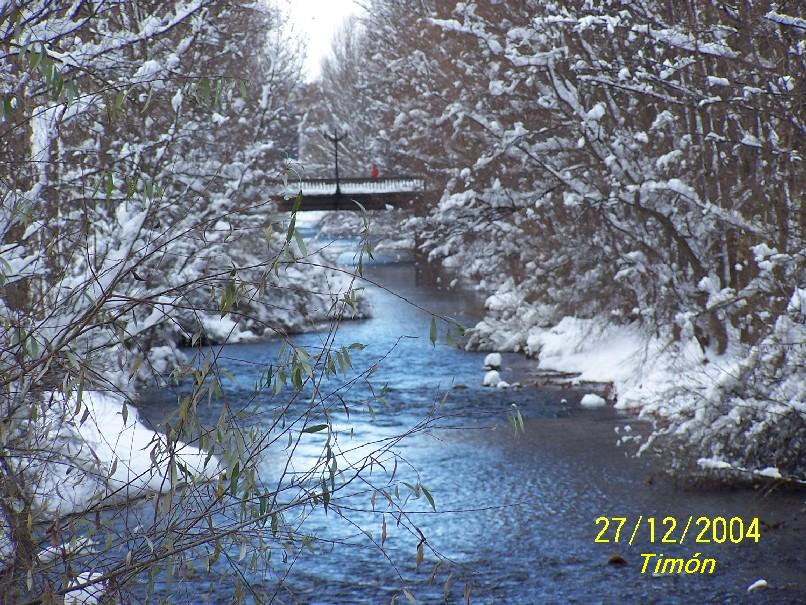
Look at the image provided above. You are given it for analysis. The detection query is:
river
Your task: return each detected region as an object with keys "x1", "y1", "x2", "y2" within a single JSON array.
[{"x1": 138, "y1": 235, "x2": 806, "y2": 605}]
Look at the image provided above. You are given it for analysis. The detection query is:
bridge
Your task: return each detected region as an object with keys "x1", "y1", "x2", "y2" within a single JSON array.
[{"x1": 270, "y1": 177, "x2": 426, "y2": 212}]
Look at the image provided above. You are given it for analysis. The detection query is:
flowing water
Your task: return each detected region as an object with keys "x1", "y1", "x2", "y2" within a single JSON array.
[{"x1": 138, "y1": 237, "x2": 806, "y2": 605}]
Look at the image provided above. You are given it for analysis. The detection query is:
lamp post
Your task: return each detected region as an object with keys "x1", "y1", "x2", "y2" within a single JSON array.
[{"x1": 323, "y1": 128, "x2": 347, "y2": 196}]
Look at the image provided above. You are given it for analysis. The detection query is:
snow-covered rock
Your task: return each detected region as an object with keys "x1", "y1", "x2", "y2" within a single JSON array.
[
  {"x1": 580, "y1": 393, "x2": 607, "y2": 408},
  {"x1": 496, "y1": 381, "x2": 510, "y2": 389},
  {"x1": 37, "y1": 537, "x2": 97, "y2": 565},
  {"x1": 483, "y1": 352, "x2": 502, "y2": 369},
  {"x1": 747, "y1": 579, "x2": 768, "y2": 593},
  {"x1": 65, "y1": 572, "x2": 107, "y2": 605},
  {"x1": 757, "y1": 467, "x2": 782, "y2": 479},
  {"x1": 483, "y1": 370, "x2": 501, "y2": 387}
]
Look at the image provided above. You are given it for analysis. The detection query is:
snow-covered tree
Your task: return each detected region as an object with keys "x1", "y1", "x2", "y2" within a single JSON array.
[
  {"x1": 0, "y1": 1, "x2": 378, "y2": 600},
  {"x1": 324, "y1": 0, "x2": 806, "y2": 480}
]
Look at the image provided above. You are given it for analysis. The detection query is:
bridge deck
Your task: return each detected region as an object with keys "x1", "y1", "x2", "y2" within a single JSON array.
[{"x1": 270, "y1": 177, "x2": 426, "y2": 211}]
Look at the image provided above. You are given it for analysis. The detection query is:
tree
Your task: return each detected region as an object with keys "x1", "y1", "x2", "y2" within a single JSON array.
[
  {"x1": 327, "y1": 0, "x2": 806, "y2": 480},
  {"x1": 1, "y1": 2, "x2": 428, "y2": 602}
]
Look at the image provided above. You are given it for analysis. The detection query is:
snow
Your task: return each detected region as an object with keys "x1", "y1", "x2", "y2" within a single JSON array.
[
  {"x1": 482, "y1": 370, "x2": 501, "y2": 387},
  {"x1": 764, "y1": 12, "x2": 806, "y2": 30},
  {"x1": 634, "y1": 25, "x2": 739, "y2": 58},
  {"x1": 655, "y1": 149, "x2": 683, "y2": 170},
  {"x1": 580, "y1": 393, "x2": 606, "y2": 408},
  {"x1": 171, "y1": 88, "x2": 184, "y2": 113},
  {"x1": 483, "y1": 352, "x2": 502, "y2": 369},
  {"x1": 133, "y1": 59, "x2": 163, "y2": 84},
  {"x1": 757, "y1": 467, "x2": 782, "y2": 479},
  {"x1": 37, "y1": 538, "x2": 96, "y2": 565},
  {"x1": 585, "y1": 103, "x2": 606, "y2": 121},
  {"x1": 488, "y1": 80, "x2": 507, "y2": 96},
  {"x1": 199, "y1": 313, "x2": 257, "y2": 343},
  {"x1": 525, "y1": 317, "x2": 648, "y2": 388},
  {"x1": 697, "y1": 457, "x2": 733, "y2": 471},
  {"x1": 706, "y1": 76, "x2": 730, "y2": 87},
  {"x1": 26, "y1": 391, "x2": 220, "y2": 517},
  {"x1": 29, "y1": 105, "x2": 59, "y2": 190},
  {"x1": 64, "y1": 572, "x2": 107, "y2": 605},
  {"x1": 276, "y1": 178, "x2": 425, "y2": 196}
]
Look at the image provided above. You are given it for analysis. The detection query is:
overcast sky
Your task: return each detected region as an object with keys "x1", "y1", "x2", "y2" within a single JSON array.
[{"x1": 287, "y1": 0, "x2": 361, "y2": 81}]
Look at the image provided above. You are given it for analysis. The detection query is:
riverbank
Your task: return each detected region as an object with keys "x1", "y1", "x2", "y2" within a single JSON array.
[{"x1": 455, "y1": 277, "x2": 806, "y2": 486}]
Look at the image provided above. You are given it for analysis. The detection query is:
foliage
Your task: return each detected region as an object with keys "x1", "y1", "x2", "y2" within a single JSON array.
[
  {"x1": 0, "y1": 2, "x2": 429, "y2": 603},
  {"x1": 314, "y1": 0, "x2": 806, "y2": 480}
]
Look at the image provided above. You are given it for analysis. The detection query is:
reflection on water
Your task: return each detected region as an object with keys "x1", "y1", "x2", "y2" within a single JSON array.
[{"x1": 139, "y1": 256, "x2": 806, "y2": 604}]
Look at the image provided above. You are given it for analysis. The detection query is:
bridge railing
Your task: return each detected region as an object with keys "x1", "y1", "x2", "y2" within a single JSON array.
[{"x1": 268, "y1": 177, "x2": 426, "y2": 197}]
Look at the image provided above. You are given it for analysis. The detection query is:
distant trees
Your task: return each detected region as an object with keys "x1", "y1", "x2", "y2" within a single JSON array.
[{"x1": 316, "y1": 0, "x2": 806, "y2": 479}]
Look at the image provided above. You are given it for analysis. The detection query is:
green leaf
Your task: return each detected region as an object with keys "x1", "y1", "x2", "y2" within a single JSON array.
[
  {"x1": 335, "y1": 351, "x2": 347, "y2": 375},
  {"x1": 285, "y1": 214, "x2": 296, "y2": 243},
  {"x1": 429, "y1": 317, "x2": 437, "y2": 347},
  {"x1": 229, "y1": 462, "x2": 240, "y2": 495},
  {"x1": 198, "y1": 77, "x2": 211, "y2": 103},
  {"x1": 293, "y1": 228, "x2": 307, "y2": 256},
  {"x1": 52, "y1": 69, "x2": 63, "y2": 98},
  {"x1": 291, "y1": 365, "x2": 303, "y2": 391},
  {"x1": 105, "y1": 172, "x2": 114, "y2": 199},
  {"x1": 29, "y1": 48, "x2": 42, "y2": 73},
  {"x1": 421, "y1": 484, "x2": 436, "y2": 511},
  {"x1": 2, "y1": 95, "x2": 13, "y2": 120},
  {"x1": 220, "y1": 279, "x2": 237, "y2": 317},
  {"x1": 321, "y1": 478, "x2": 330, "y2": 513},
  {"x1": 125, "y1": 176, "x2": 137, "y2": 198},
  {"x1": 66, "y1": 80, "x2": 78, "y2": 104},
  {"x1": 115, "y1": 89, "x2": 125, "y2": 111},
  {"x1": 302, "y1": 424, "x2": 328, "y2": 434}
]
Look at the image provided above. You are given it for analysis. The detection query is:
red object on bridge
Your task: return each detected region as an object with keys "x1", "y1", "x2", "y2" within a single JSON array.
[{"x1": 370, "y1": 164, "x2": 379, "y2": 178}]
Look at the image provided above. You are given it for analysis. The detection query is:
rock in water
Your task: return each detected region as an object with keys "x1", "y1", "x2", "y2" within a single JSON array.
[
  {"x1": 608, "y1": 553, "x2": 627, "y2": 566},
  {"x1": 580, "y1": 393, "x2": 606, "y2": 408},
  {"x1": 482, "y1": 370, "x2": 501, "y2": 387},
  {"x1": 483, "y1": 352, "x2": 502, "y2": 370},
  {"x1": 747, "y1": 579, "x2": 768, "y2": 593},
  {"x1": 65, "y1": 572, "x2": 107, "y2": 605}
]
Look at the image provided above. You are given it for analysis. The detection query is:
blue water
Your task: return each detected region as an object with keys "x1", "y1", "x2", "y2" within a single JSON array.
[{"x1": 136, "y1": 254, "x2": 806, "y2": 604}]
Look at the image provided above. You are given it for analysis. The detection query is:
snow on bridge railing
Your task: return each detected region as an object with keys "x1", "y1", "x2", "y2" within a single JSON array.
[{"x1": 269, "y1": 177, "x2": 426, "y2": 197}]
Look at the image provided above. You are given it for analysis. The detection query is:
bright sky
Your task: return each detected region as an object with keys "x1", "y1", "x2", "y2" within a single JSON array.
[{"x1": 287, "y1": 0, "x2": 360, "y2": 81}]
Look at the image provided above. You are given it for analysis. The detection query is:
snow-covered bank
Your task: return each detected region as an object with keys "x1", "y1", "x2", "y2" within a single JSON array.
[
  {"x1": 15, "y1": 390, "x2": 220, "y2": 518},
  {"x1": 466, "y1": 285, "x2": 806, "y2": 483},
  {"x1": 314, "y1": 208, "x2": 417, "y2": 256}
]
